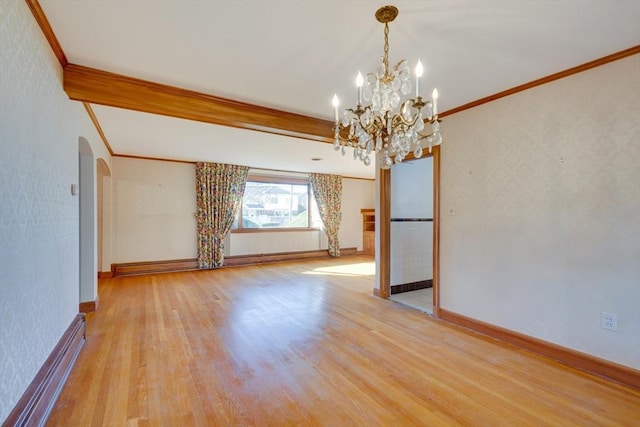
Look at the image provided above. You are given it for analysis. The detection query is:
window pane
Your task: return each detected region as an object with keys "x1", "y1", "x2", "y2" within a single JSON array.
[{"x1": 241, "y1": 181, "x2": 309, "y2": 228}]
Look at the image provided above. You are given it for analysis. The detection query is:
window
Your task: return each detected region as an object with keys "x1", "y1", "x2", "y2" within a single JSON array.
[{"x1": 232, "y1": 175, "x2": 321, "y2": 231}]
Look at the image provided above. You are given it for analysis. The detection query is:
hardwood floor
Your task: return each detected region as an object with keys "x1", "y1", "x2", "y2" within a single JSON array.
[{"x1": 47, "y1": 257, "x2": 639, "y2": 426}]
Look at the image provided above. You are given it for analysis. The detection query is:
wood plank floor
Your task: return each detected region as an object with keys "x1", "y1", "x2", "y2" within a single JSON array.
[{"x1": 47, "y1": 257, "x2": 640, "y2": 426}]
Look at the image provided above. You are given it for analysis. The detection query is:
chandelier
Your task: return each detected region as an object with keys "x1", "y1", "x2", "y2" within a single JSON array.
[{"x1": 331, "y1": 5, "x2": 442, "y2": 169}]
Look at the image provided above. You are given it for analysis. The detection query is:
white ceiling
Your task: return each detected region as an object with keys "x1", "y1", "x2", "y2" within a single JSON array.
[{"x1": 39, "y1": 0, "x2": 640, "y2": 179}]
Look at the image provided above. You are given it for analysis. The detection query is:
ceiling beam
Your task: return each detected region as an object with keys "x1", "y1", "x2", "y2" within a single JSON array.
[{"x1": 63, "y1": 64, "x2": 335, "y2": 143}]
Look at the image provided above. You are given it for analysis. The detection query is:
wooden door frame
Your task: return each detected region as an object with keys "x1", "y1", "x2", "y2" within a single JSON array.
[{"x1": 378, "y1": 146, "x2": 441, "y2": 317}]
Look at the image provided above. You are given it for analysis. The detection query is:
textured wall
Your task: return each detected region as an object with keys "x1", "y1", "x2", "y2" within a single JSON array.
[
  {"x1": 112, "y1": 157, "x2": 198, "y2": 263},
  {"x1": 0, "y1": 0, "x2": 110, "y2": 420},
  {"x1": 111, "y1": 157, "x2": 374, "y2": 262},
  {"x1": 337, "y1": 178, "x2": 375, "y2": 251},
  {"x1": 440, "y1": 55, "x2": 640, "y2": 368}
]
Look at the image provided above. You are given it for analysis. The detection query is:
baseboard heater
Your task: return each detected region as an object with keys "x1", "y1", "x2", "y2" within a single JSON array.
[
  {"x1": 390, "y1": 279, "x2": 433, "y2": 294},
  {"x1": 110, "y1": 247, "x2": 359, "y2": 277}
]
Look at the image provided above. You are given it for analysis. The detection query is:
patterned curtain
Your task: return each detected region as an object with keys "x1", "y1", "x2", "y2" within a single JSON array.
[
  {"x1": 309, "y1": 173, "x2": 342, "y2": 257},
  {"x1": 196, "y1": 162, "x2": 249, "y2": 268}
]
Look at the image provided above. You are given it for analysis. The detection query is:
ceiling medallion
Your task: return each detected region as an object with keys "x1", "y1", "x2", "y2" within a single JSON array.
[{"x1": 331, "y1": 5, "x2": 442, "y2": 168}]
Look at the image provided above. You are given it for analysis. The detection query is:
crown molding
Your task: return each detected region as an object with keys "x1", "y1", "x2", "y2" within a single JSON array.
[
  {"x1": 83, "y1": 103, "x2": 114, "y2": 156},
  {"x1": 63, "y1": 64, "x2": 335, "y2": 144},
  {"x1": 25, "y1": 0, "x2": 67, "y2": 67},
  {"x1": 440, "y1": 45, "x2": 640, "y2": 118}
]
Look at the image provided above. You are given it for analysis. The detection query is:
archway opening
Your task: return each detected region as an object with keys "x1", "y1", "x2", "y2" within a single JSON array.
[
  {"x1": 96, "y1": 158, "x2": 111, "y2": 276},
  {"x1": 79, "y1": 137, "x2": 97, "y2": 312}
]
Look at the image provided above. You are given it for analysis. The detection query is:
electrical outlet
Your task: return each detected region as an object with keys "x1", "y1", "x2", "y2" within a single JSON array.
[{"x1": 601, "y1": 312, "x2": 617, "y2": 331}]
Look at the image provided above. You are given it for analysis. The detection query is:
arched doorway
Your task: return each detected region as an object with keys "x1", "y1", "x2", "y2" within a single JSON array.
[
  {"x1": 96, "y1": 158, "x2": 111, "y2": 278},
  {"x1": 79, "y1": 137, "x2": 97, "y2": 312}
]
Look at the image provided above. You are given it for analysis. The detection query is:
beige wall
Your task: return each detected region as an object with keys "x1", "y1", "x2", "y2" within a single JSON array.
[
  {"x1": 440, "y1": 55, "x2": 640, "y2": 369},
  {"x1": 112, "y1": 157, "x2": 198, "y2": 263},
  {"x1": 110, "y1": 157, "x2": 374, "y2": 263},
  {"x1": 0, "y1": 0, "x2": 111, "y2": 420}
]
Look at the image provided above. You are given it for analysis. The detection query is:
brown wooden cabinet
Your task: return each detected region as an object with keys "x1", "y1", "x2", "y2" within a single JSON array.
[{"x1": 361, "y1": 208, "x2": 375, "y2": 256}]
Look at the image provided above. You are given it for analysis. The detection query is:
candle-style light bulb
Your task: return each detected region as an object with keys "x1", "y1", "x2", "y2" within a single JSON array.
[
  {"x1": 432, "y1": 88, "x2": 439, "y2": 115},
  {"x1": 332, "y1": 94, "x2": 340, "y2": 123},
  {"x1": 415, "y1": 60, "x2": 423, "y2": 98},
  {"x1": 356, "y1": 72, "x2": 364, "y2": 104}
]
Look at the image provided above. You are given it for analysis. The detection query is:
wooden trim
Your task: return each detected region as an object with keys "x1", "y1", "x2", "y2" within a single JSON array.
[
  {"x1": 439, "y1": 308, "x2": 640, "y2": 390},
  {"x1": 63, "y1": 63, "x2": 335, "y2": 143},
  {"x1": 83, "y1": 103, "x2": 114, "y2": 155},
  {"x1": 97, "y1": 271, "x2": 113, "y2": 279},
  {"x1": 113, "y1": 153, "x2": 196, "y2": 165},
  {"x1": 111, "y1": 155, "x2": 375, "y2": 181},
  {"x1": 432, "y1": 145, "x2": 441, "y2": 317},
  {"x1": 377, "y1": 150, "x2": 440, "y2": 304},
  {"x1": 25, "y1": 0, "x2": 68, "y2": 68},
  {"x1": 113, "y1": 155, "x2": 374, "y2": 181},
  {"x1": 440, "y1": 45, "x2": 640, "y2": 118},
  {"x1": 373, "y1": 288, "x2": 381, "y2": 297},
  {"x1": 2, "y1": 314, "x2": 85, "y2": 426},
  {"x1": 113, "y1": 258, "x2": 199, "y2": 277},
  {"x1": 111, "y1": 248, "x2": 359, "y2": 276},
  {"x1": 223, "y1": 247, "x2": 358, "y2": 268},
  {"x1": 390, "y1": 279, "x2": 433, "y2": 294},
  {"x1": 79, "y1": 296, "x2": 99, "y2": 313},
  {"x1": 378, "y1": 168, "x2": 391, "y2": 299}
]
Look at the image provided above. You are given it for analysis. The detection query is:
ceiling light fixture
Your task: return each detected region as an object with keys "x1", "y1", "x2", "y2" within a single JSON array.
[{"x1": 331, "y1": 5, "x2": 442, "y2": 169}]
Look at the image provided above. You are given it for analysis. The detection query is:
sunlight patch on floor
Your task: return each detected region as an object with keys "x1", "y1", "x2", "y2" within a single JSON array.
[{"x1": 303, "y1": 262, "x2": 375, "y2": 277}]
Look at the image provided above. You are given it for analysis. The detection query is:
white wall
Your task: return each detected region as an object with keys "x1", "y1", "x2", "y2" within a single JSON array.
[
  {"x1": 339, "y1": 178, "x2": 375, "y2": 251},
  {"x1": 112, "y1": 157, "x2": 197, "y2": 263},
  {"x1": 110, "y1": 158, "x2": 374, "y2": 262},
  {"x1": 230, "y1": 230, "x2": 322, "y2": 255},
  {"x1": 440, "y1": 55, "x2": 640, "y2": 369},
  {"x1": 390, "y1": 222, "x2": 433, "y2": 286},
  {"x1": 391, "y1": 159, "x2": 433, "y2": 218},
  {"x1": 0, "y1": 0, "x2": 111, "y2": 420}
]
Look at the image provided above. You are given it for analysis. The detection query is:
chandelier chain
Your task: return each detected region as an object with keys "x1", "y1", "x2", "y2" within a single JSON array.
[{"x1": 383, "y1": 23, "x2": 390, "y2": 78}]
